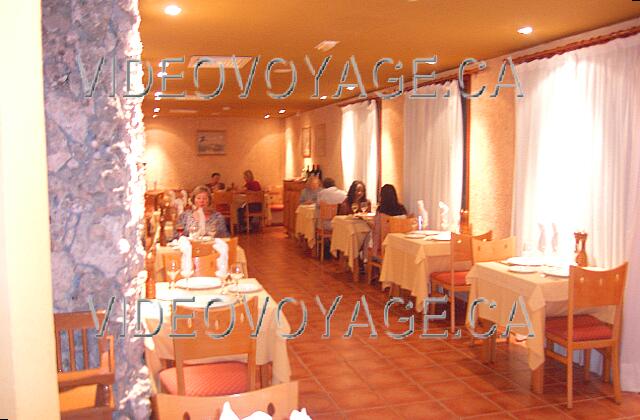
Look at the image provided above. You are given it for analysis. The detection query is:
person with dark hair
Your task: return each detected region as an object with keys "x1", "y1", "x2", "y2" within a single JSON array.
[
  {"x1": 317, "y1": 177, "x2": 346, "y2": 205},
  {"x1": 241, "y1": 170, "x2": 261, "y2": 192},
  {"x1": 338, "y1": 180, "x2": 371, "y2": 215},
  {"x1": 377, "y1": 184, "x2": 406, "y2": 216},
  {"x1": 371, "y1": 184, "x2": 407, "y2": 256},
  {"x1": 207, "y1": 172, "x2": 225, "y2": 191}
]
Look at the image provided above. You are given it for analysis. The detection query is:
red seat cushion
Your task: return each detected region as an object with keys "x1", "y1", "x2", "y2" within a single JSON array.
[
  {"x1": 431, "y1": 270, "x2": 470, "y2": 286},
  {"x1": 545, "y1": 315, "x2": 613, "y2": 341},
  {"x1": 159, "y1": 362, "x2": 248, "y2": 396},
  {"x1": 270, "y1": 204, "x2": 284, "y2": 211}
]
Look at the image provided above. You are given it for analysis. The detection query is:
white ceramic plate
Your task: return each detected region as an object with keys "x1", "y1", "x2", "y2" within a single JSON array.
[
  {"x1": 508, "y1": 265, "x2": 537, "y2": 274},
  {"x1": 404, "y1": 233, "x2": 426, "y2": 239},
  {"x1": 227, "y1": 283, "x2": 263, "y2": 294},
  {"x1": 180, "y1": 295, "x2": 236, "y2": 308},
  {"x1": 175, "y1": 277, "x2": 222, "y2": 290},
  {"x1": 429, "y1": 232, "x2": 452, "y2": 241},
  {"x1": 541, "y1": 266, "x2": 570, "y2": 278},
  {"x1": 506, "y1": 256, "x2": 545, "y2": 266},
  {"x1": 409, "y1": 230, "x2": 442, "y2": 236}
]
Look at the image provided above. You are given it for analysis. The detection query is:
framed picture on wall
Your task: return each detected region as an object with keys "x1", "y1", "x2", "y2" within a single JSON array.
[
  {"x1": 314, "y1": 124, "x2": 326, "y2": 157},
  {"x1": 197, "y1": 130, "x2": 226, "y2": 155},
  {"x1": 301, "y1": 127, "x2": 311, "y2": 158}
]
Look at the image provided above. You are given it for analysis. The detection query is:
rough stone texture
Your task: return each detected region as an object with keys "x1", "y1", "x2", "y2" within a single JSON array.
[{"x1": 42, "y1": 0, "x2": 150, "y2": 418}]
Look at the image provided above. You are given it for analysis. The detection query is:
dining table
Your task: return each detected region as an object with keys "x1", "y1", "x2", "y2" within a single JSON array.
[
  {"x1": 143, "y1": 278, "x2": 292, "y2": 385},
  {"x1": 379, "y1": 232, "x2": 455, "y2": 312},
  {"x1": 466, "y1": 261, "x2": 613, "y2": 394},
  {"x1": 294, "y1": 204, "x2": 317, "y2": 249},
  {"x1": 330, "y1": 214, "x2": 372, "y2": 281}
]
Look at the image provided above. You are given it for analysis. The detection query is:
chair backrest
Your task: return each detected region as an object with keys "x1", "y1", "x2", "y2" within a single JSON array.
[
  {"x1": 318, "y1": 201, "x2": 338, "y2": 222},
  {"x1": 173, "y1": 298, "x2": 258, "y2": 395},
  {"x1": 54, "y1": 311, "x2": 115, "y2": 387},
  {"x1": 155, "y1": 381, "x2": 299, "y2": 420},
  {"x1": 451, "y1": 230, "x2": 493, "y2": 264},
  {"x1": 245, "y1": 191, "x2": 265, "y2": 205},
  {"x1": 213, "y1": 191, "x2": 233, "y2": 207},
  {"x1": 472, "y1": 236, "x2": 516, "y2": 263},
  {"x1": 389, "y1": 216, "x2": 414, "y2": 233},
  {"x1": 193, "y1": 251, "x2": 220, "y2": 277}
]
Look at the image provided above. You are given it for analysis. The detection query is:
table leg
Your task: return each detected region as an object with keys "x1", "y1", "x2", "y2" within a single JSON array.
[
  {"x1": 259, "y1": 363, "x2": 272, "y2": 388},
  {"x1": 531, "y1": 365, "x2": 544, "y2": 394}
]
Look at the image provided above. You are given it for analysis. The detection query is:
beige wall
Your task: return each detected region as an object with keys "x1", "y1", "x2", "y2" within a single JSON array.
[
  {"x1": 381, "y1": 97, "x2": 404, "y2": 198},
  {"x1": 468, "y1": 59, "x2": 516, "y2": 239},
  {"x1": 0, "y1": 0, "x2": 60, "y2": 417},
  {"x1": 144, "y1": 116, "x2": 286, "y2": 191}
]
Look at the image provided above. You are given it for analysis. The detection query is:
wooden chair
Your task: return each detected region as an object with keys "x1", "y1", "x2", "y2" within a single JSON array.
[
  {"x1": 213, "y1": 191, "x2": 235, "y2": 235},
  {"x1": 366, "y1": 214, "x2": 391, "y2": 284},
  {"x1": 154, "y1": 381, "x2": 299, "y2": 420},
  {"x1": 245, "y1": 191, "x2": 266, "y2": 233},
  {"x1": 227, "y1": 236, "x2": 238, "y2": 267},
  {"x1": 388, "y1": 216, "x2": 416, "y2": 234},
  {"x1": 158, "y1": 298, "x2": 258, "y2": 397},
  {"x1": 54, "y1": 311, "x2": 115, "y2": 420},
  {"x1": 472, "y1": 236, "x2": 516, "y2": 263},
  {"x1": 430, "y1": 231, "x2": 493, "y2": 332},
  {"x1": 192, "y1": 242, "x2": 220, "y2": 277},
  {"x1": 316, "y1": 202, "x2": 338, "y2": 263},
  {"x1": 545, "y1": 263, "x2": 627, "y2": 408}
]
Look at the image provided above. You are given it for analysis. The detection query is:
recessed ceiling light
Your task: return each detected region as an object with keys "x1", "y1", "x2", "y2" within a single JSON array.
[
  {"x1": 153, "y1": 107, "x2": 160, "y2": 113},
  {"x1": 518, "y1": 26, "x2": 533, "y2": 35},
  {"x1": 264, "y1": 114, "x2": 270, "y2": 119},
  {"x1": 346, "y1": 86, "x2": 356, "y2": 91},
  {"x1": 320, "y1": 95, "x2": 327, "y2": 100},
  {"x1": 222, "y1": 106, "x2": 231, "y2": 111},
  {"x1": 152, "y1": 115, "x2": 158, "y2": 119},
  {"x1": 315, "y1": 40, "x2": 340, "y2": 52},
  {"x1": 164, "y1": 5, "x2": 182, "y2": 16},
  {"x1": 278, "y1": 109, "x2": 286, "y2": 114}
]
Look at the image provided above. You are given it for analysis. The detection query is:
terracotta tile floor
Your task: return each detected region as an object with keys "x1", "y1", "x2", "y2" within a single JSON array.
[{"x1": 240, "y1": 228, "x2": 640, "y2": 419}]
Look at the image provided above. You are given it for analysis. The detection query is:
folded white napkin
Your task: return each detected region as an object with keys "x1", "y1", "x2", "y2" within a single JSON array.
[
  {"x1": 219, "y1": 402, "x2": 241, "y2": 420},
  {"x1": 177, "y1": 236, "x2": 192, "y2": 274},
  {"x1": 290, "y1": 408, "x2": 312, "y2": 420},
  {"x1": 174, "y1": 198, "x2": 184, "y2": 216},
  {"x1": 438, "y1": 201, "x2": 449, "y2": 231},
  {"x1": 538, "y1": 223, "x2": 546, "y2": 254},
  {"x1": 213, "y1": 238, "x2": 229, "y2": 278},
  {"x1": 195, "y1": 207, "x2": 206, "y2": 237}
]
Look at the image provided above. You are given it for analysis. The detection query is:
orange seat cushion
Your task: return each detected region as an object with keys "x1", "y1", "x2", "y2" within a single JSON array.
[
  {"x1": 545, "y1": 315, "x2": 613, "y2": 341},
  {"x1": 431, "y1": 270, "x2": 470, "y2": 286},
  {"x1": 159, "y1": 362, "x2": 248, "y2": 397},
  {"x1": 270, "y1": 204, "x2": 284, "y2": 211}
]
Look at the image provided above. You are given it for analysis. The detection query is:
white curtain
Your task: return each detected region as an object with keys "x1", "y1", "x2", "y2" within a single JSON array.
[
  {"x1": 341, "y1": 100, "x2": 378, "y2": 201},
  {"x1": 403, "y1": 81, "x2": 463, "y2": 229},
  {"x1": 514, "y1": 34, "x2": 640, "y2": 391}
]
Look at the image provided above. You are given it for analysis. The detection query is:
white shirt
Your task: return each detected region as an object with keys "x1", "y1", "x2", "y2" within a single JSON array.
[{"x1": 317, "y1": 186, "x2": 347, "y2": 205}]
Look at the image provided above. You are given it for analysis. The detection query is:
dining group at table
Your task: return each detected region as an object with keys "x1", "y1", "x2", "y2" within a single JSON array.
[{"x1": 292, "y1": 174, "x2": 628, "y2": 406}]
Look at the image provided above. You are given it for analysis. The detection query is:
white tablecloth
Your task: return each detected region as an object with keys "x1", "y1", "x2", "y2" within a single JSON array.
[
  {"x1": 330, "y1": 216, "x2": 371, "y2": 269},
  {"x1": 154, "y1": 241, "x2": 247, "y2": 282},
  {"x1": 294, "y1": 204, "x2": 317, "y2": 249},
  {"x1": 466, "y1": 262, "x2": 612, "y2": 370},
  {"x1": 144, "y1": 279, "x2": 291, "y2": 384},
  {"x1": 379, "y1": 233, "x2": 451, "y2": 312}
]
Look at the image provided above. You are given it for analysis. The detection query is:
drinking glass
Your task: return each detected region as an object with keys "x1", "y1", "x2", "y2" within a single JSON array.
[
  {"x1": 180, "y1": 267, "x2": 194, "y2": 290},
  {"x1": 166, "y1": 260, "x2": 180, "y2": 291},
  {"x1": 359, "y1": 201, "x2": 368, "y2": 214},
  {"x1": 188, "y1": 222, "x2": 199, "y2": 239},
  {"x1": 351, "y1": 203, "x2": 359, "y2": 214},
  {"x1": 229, "y1": 263, "x2": 244, "y2": 295}
]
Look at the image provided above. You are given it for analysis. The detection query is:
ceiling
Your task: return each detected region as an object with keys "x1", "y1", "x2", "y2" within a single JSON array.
[{"x1": 140, "y1": 0, "x2": 640, "y2": 119}]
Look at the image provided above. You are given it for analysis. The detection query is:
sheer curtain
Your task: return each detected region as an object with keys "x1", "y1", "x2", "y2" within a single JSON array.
[
  {"x1": 341, "y1": 100, "x2": 378, "y2": 201},
  {"x1": 403, "y1": 81, "x2": 463, "y2": 229},
  {"x1": 514, "y1": 34, "x2": 640, "y2": 391}
]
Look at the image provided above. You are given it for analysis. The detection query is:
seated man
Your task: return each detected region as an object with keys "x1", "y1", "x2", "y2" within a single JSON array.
[
  {"x1": 206, "y1": 172, "x2": 225, "y2": 191},
  {"x1": 316, "y1": 177, "x2": 346, "y2": 205}
]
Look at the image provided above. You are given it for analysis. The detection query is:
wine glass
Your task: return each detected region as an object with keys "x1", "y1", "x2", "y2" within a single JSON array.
[
  {"x1": 166, "y1": 260, "x2": 180, "y2": 291},
  {"x1": 350, "y1": 203, "x2": 359, "y2": 215},
  {"x1": 359, "y1": 201, "x2": 368, "y2": 214},
  {"x1": 188, "y1": 222, "x2": 199, "y2": 239},
  {"x1": 229, "y1": 263, "x2": 244, "y2": 296},
  {"x1": 180, "y1": 267, "x2": 194, "y2": 290}
]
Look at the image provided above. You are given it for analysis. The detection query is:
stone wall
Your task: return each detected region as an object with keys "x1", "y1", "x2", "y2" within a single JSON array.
[{"x1": 42, "y1": 0, "x2": 149, "y2": 417}]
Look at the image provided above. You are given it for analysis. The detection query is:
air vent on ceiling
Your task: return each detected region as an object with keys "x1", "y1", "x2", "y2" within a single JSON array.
[{"x1": 187, "y1": 55, "x2": 254, "y2": 69}]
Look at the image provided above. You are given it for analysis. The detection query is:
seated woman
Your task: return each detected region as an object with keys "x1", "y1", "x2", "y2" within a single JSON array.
[
  {"x1": 299, "y1": 176, "x2": 321, "y2": 204},
  {"x1": 371, "y1": 184, "x2": 407, "y2": 256},
  {"x1": 338, "y1": 180, "x2": 371, "y2": 215},
  {"x1": 176, "y1": 185, "x2": 229, "y2": 238},
  {"x1": 238, "y1": 169, "x2": 262, "y2": 231}
]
